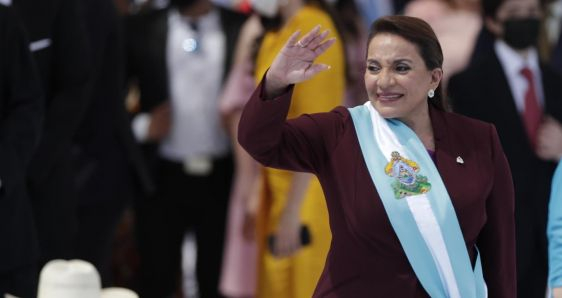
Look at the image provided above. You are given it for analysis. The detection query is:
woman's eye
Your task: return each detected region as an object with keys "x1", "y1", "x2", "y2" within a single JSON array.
[
  {"x1": 396, "y1": 65, "x2": 410, "y2": 73},
  {"x1": 367, "y1": 65, "x2": 380, "y2": 72}
]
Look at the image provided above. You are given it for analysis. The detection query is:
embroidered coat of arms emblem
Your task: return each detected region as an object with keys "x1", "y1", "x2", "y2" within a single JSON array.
[{"x1": 384, "y1": 151, "x2": 431, "y2": 199}]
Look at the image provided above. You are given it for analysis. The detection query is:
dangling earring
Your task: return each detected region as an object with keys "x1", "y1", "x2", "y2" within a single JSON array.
[{"x1": 428, "y1": 89, "x2": 435, "y2": 98}]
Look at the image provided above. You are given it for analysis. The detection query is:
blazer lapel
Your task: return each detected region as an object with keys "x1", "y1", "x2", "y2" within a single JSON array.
[
  {"x1": 430, "y1": 106, "x2": 459, "y2": 191},
  {"x1": 484, "y1": 52, "x2": 535, "y2": 152},
  {"x1": 430, "y1": 106, "x2": 486, "y2": 209},
  {"x1": 487, "y1": 53, "x2": 525, "y2": 130}
]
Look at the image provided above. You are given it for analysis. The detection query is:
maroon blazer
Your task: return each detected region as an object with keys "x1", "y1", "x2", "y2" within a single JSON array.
[{"x1": 238, "y1": 80, "x2": 517, "y2": 297}]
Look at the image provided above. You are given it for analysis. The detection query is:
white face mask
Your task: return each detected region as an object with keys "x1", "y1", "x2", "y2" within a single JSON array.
[{"x1": 251, "y1": 0, "x2": 280, "y2": 17}]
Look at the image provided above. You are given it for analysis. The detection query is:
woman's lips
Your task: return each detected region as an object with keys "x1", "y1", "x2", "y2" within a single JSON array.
[{"x1": 376, "y1": 92, "x2": 403, "y2": 101}]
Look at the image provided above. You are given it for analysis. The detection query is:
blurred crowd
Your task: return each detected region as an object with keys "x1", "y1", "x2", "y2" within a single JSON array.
[{"x1": 1, "y1": 0, "x2": 562, "y2": 297}]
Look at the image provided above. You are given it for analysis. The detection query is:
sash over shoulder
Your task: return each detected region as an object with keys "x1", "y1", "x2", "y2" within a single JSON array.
[{"x1": 348, "y1": 102, "x2": 487, "y2": 298}]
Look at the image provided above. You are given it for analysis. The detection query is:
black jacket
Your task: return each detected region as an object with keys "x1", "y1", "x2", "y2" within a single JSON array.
[
  {"x1": 73, "y1": 0, "x2": 154, "y2": 198},
  {"x1": 0, "y1": 4, "x2": 43, "y2": 272},
  {"x1": 13, "y1": 0, "x2": 91, "y2": 186},
  {"x1": 448, "y1": 50, "x2": 562, "y2": 281}
]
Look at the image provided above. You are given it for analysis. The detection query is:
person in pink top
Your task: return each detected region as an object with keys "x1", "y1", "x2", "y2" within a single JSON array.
[{"x1": 218, "y1": 14, "x2": 263, "y2": 298}]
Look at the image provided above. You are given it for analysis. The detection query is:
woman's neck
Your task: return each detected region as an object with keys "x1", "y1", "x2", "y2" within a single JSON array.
[{"x1": 399, "y1": 105, "x2": 435, "y2": 151}]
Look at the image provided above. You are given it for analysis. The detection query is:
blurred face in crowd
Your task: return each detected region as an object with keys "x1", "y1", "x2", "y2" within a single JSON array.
[
  {"x1": 486, "y1": 0, "x2": 542, "y2": 49},
  {"x1": 364, "y1": 33, "x2": 442, "y2": 123},
  {"x1": 494, "y1": 0, "x2": 541, "y2": 21}
]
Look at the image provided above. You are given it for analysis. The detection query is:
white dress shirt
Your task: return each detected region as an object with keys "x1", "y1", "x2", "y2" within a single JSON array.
[
  {"x1": 494, "y1": 40, "x2": 544, "y2": 113},
  {"x1": 159, "y1": 8, "x2": 228, "y2": 163},
  {"x1": 132, "y1": 8, "x2": 229, "y2": 171}
]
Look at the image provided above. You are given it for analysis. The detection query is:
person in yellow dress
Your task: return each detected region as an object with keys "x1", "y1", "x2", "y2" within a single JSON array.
[{"x1": 251, "y1": 0, "x2": 345, "y2": 297}]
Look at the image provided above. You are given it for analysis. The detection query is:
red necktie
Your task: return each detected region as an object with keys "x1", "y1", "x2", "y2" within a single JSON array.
[{"x1": 520, "y1": 67, "x2": 542, "y2": 148}]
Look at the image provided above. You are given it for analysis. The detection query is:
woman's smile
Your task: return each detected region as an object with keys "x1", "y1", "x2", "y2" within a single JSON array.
[{"x1": 376, "y1": 91, "x2": 404, "y2": 102}]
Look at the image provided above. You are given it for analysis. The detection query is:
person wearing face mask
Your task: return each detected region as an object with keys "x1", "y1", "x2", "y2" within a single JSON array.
[
  {"x1": 448, "y1": 0, "x2": 562, "y2": 297},
  {"x1": 238, "y1": 16, "x2": 516, "y2": 297},
  {"x1": 125, "y1": 0, "x2": 246, "y2": 296}
]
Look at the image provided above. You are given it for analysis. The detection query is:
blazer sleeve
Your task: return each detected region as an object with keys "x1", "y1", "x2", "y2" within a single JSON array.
[
  {"x1": 238, "y1": 77, "x2": 346, "y2": 174},
  {"x1": 0, "y1": 8, "x2": 43, "y2": 197},
  {"x1": 476, "y1": 124, "x2": 517, "y2": 297},
  {"x1": 548, "y1": 163, "x2": 562, "y2": 287}
]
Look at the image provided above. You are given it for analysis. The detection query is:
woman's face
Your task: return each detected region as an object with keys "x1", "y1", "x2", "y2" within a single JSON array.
[{"x1": 364, "y1": 33, "x2": 442, "y2": 122}]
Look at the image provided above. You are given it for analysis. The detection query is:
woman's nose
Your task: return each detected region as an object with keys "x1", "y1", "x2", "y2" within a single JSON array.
[{"x1": 377, "y1": 69, "x2": 394, "y2": 88}]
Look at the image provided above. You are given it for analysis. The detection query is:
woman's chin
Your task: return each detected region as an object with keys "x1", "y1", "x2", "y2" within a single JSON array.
[{"x1": 372, "y1": 103, "x2": 402, "y2": 119}]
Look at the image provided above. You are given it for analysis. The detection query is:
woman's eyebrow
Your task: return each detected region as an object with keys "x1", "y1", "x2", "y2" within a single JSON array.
[
  {"x1": 394, "y1": 58, "x2": 413, "y2": 64},
  {"x1": 366, "y1": 58, "x2": 413, "y2": 64}
]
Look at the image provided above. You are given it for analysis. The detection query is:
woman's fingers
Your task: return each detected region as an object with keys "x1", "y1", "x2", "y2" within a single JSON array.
[
  {"x1": 295, "y1": 25, "x2": 321, "y2": 48},
  {"x1": 305, "y1": 29, "x2": 330, "y2": 50},
  {"x1": 284, "y1": 29, "x2": 302, "y2": 49},
  {"x1": 314, "y1": 37, "x2": 336, "y2": 56},
  {"x1": 304, "y1": 63, "x2": 331, "y2": 79},
  {"x1": 268, "y1": 25, "x2": 335, "y2": 91}
]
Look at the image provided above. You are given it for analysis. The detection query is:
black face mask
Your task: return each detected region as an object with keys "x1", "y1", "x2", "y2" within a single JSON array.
[{"x1": 502, "y1": 18, "x2": 541, "y2": 50}]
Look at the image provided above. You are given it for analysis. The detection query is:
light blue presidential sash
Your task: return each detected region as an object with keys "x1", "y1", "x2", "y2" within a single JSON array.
[{"x1": 349, "y1": 102, "x2": 486, "y2": 298}]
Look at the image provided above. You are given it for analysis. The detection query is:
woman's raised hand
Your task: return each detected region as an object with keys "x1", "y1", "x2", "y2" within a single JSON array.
[{"x1": 264, "y1": 25, "x2": 336, "y2": 98}]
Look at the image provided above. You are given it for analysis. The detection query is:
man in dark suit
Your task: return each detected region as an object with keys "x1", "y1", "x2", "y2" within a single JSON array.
[
  {"x1": 12, "y1": 0, "x2": 91, "y2": 268},
  {"x1": 72, "y1": 0, "x2": 154, "y2": 286},
  {"x1": 126, "y1": 0, "x2": 245, "y2": 296},
  {"x1": 448, "y1": 0, "x2": 562, "y2": 296},
  {"x1": 0, "y1": 4, "x2": 43, "y2": 298}
]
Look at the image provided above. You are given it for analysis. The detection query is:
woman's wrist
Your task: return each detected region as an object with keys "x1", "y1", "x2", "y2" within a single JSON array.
[{"x1": 264, "y1": 70, "x2": 289, "y2": 99}]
